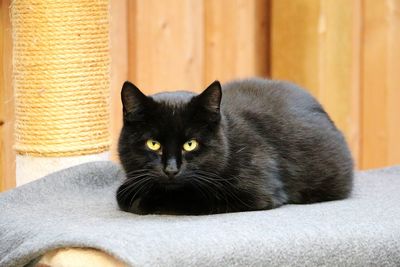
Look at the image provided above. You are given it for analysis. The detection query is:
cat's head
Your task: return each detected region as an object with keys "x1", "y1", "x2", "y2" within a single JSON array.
[{"x1": 117, "y1": 81, "x2": 229, "y2": 213}]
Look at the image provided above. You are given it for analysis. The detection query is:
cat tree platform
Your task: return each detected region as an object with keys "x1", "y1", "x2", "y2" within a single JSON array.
[{"x1": 1, "y1": 161, "x2": 399, "y2": 266}]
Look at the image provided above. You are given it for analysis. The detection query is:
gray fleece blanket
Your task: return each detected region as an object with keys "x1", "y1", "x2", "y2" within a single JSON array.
[{"x1": 1, "y1": 162, "x2": 400, "y2": 267}]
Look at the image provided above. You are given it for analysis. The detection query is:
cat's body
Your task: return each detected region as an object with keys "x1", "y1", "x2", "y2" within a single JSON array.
[{"x1": 117, "y1": 78, "x2": 353, "y2": 215}]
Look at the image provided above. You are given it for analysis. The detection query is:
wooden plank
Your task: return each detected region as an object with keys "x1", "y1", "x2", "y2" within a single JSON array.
[
  {"x1": 255, "y1": 0, "x2": 270, "y2": 77},
  {"x1": 1, "y1": 0, "x2": 16, "y2": 191},
  {"x1": 386, "y1": 0, "x2": 400, "y2": 166},
  {"x1": 361, "y1": 0, "x2": 400, "y2": 169},
  {"x1": 127, "y1": 0, "x2": 137, "y2": 87},
  {"x1": 271, "y1": 0, "x2": 320, "y2": 96},
  {"x1": 271, "y1": 0, "x2": 361, "y2": 168},
  {"x1": 110, "y1": 0, "x2": 128, "y2": 161},
  {"x1": 204, "y1": 0, "x2": 269, "y2": 84},
  {"x1": 128, "y1": 0, "x2": 204, "y2": 93},
  {"x1": 317, "y1": 0, "x2": 361, "y2": 167}
]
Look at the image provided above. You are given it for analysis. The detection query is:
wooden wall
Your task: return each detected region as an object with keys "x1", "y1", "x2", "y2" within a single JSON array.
[{"x1": 1, "y1": 0, "x2": 400, "y2": 191}]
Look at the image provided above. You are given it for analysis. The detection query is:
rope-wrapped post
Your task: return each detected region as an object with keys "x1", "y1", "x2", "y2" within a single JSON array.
[{"x1": 11, "y1": 0, "x2": 110, "y2": 185}]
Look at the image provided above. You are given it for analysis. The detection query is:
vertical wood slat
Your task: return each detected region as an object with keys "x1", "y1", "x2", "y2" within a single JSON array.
[
  {"x1": 110, "y1": 0, "x2": 128, "y2": 161},
  {"x1": 128, "y1": 0, "x2": 204, "y2": 93},
  {"x1": 254, "y1": 0, "x2": 270, "y2": 77},
  {"x1": 361, "y1": 0, "x2": 400, "y2": 169},
  {"x1": 271, "y1": 0, "x2": 320, "y2": 96},
  {"x1": 204, "y1": 0, "x2": 270, "y2": 84},
  {"x1": 1, "y1": 0, "x2": 16, "y2": 191},
  {"x1": 317, "y1": 0, "x2": 361, "y2": 167},
  {"x1": 386, "y1": 0, "x2": 400, "y2": 166},
  {"x1": 271, "y1": 0, "x2": 361, "y2": 167}
]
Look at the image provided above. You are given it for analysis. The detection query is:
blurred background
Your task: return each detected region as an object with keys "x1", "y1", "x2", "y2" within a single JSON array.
[{"x1": 1, "y1": 0, "x2": 399, "y2": 191}]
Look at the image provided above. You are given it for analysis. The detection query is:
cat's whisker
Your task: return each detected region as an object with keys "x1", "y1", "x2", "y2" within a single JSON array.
[
  {"x1": 193, "y1": 172, "x2": 231, "y2": 188},
  {"x1": 188, "y1": 180, "x2": 211, "y2": 203},
  {"x1": 189, "y1": 179, "x2": 219, "y2": 214},
  {"x1": 192, "y1": 179, "x2": 219, "y2": 200},
  {"x1": 124, "y1": 169, "x2": 153, "y2": 177},
  {"x1": 118, "y1": 174, "x2": 149, "y2": 189},
  {"x1": 196, "y1": 171, "x2": 240, "y2": 191},
  {"x1": 191, "y1": 174, "x2": 219, "y2": 189},
  {"x1": 125, "y1": 173, "x2": 149, "y2": 181},
  {"x1": 118, "y1": 176, "x2": 153, "y2": 197},
  {"x1": 194, "y1": 170, "x2": 236, "y2": 181},
  {"x1": 235, "y1": 147, "x2": 246, "y2": 153},
  {"x1": 191, "y1": 175, "x2": 226, "y2": 202},
  {"x1": 119, "y1": 177, "x2": 152, "y2": 203},
  {"x1": 128, "y1": 180, "x2": 154, "y2": 209},
  {"x1": 193, "y1": 173, "x2": 253, "y2": 209},
  {"x1": 191, "y1": 175, "x2": 231, "y2": 212}
]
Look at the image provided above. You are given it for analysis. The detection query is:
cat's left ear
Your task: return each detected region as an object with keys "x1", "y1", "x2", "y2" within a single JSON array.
[
  {"x1": 195, "y1": 81, "x2": 222, "y2": 118},
  {"x1": 121, "y1": 81, "x2": 149, "y2": 122}
]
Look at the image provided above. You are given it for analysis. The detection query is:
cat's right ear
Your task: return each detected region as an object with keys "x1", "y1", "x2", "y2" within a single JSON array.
[{"x1": 121, "y1": 81, "x2": 148, "y2": 121}]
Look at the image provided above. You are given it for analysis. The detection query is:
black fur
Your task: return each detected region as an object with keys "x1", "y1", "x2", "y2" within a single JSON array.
[{"x1": 116, "y1": 78, "x2": 353, "y2": 215}]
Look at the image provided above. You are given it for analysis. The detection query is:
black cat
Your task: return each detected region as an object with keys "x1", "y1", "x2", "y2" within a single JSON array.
[{"x1": 116, "y1": 78, "x2": 353, "y2": 215}]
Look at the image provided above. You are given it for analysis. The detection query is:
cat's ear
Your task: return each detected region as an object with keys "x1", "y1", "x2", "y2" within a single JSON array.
[
  {"x1": 196, "y1": 80, "x2": 222, "y2": 117},
  {"x1": 121, "y1": 81, "x2": 148, "y2": 121}
]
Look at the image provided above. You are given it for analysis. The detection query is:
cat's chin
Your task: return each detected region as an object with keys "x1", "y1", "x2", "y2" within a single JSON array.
[{"x1": 158, "y1": 181, "x2": 185, "y2": 190}]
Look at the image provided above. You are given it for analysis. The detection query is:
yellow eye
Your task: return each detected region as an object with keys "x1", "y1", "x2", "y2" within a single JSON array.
[
  {"x1": 183, "y1": 139, "x2": 198, "y2": 152},
  {"x1": 146, "y1": 139, "x2": 161, "y2": 151}
]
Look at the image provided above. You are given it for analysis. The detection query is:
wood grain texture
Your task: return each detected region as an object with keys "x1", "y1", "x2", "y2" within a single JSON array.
[
  {"x1": 110, "y1": 0, "x2": 128, "y2": 161},
  {"x1": 128, "y1": 0, "x2": 204, "y2": 93},
  {"x1": 271, "y1": 0, "x2": 361, "y2": 167},
  {"x1": 361, "y1": 0, "x2": 400, "y2": 169},
  {"x1": 255, "y1": 0, "x2": 270, "y2": 77},
  {"x1": 271, "y1": 0, "x2": 320, "y2": 96},
  {"x1": 317, "y1": 0, "x2": 361, "y2": 167},
  {"x1": 1, "y1": 0, "x2": 16, "y2": 191},
  {"x1": 205, "y1": 0, "x2": 269, "y2": 84}
]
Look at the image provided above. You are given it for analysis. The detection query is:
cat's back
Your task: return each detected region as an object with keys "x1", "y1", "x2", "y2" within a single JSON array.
[
  {"x1": 220, "y1": 78, "x2": 341, "y2": 146},
  {"x1": 220, "y1": 78, "x2": 353, "y2": 204},
  {"x1": 221, "y1": 78, "x2": 318, "y2": 117}
]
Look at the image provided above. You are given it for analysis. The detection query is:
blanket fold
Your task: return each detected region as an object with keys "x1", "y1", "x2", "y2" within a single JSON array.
[{"x1": 1, "y1": 161, "x2": 400, "y2": 267}]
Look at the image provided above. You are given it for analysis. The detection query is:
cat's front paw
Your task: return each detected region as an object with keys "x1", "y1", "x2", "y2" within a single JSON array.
[
  {"x1": 116, "y1": 184, "x2": 150, "y2": 215},
  {"x1": 117, "y1": 197, "x2": 150, "y2": 215}
]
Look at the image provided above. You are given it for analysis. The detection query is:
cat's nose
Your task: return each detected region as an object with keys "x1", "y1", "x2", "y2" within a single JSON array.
[{"x1": 164, "y1": 158, "x2": 179, "y2": 177}]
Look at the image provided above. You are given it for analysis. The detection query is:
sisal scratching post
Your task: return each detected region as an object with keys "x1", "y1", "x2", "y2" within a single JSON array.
[{"x1": 11, "y1": 0, "x2": 111, "y2": 185}]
